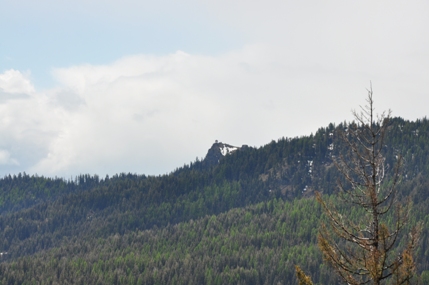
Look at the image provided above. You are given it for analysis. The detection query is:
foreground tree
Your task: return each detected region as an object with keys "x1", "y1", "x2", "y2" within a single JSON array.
[{"x1": 298, "y1": 87, "x2": 420, "y2": 284}]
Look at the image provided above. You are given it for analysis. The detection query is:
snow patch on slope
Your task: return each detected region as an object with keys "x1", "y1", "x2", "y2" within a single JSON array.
[{"x1": 220, "y1": 145, "x2": 239, "y2": 156}]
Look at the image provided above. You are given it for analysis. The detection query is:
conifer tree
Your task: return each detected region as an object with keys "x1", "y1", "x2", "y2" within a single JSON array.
[
  {"x1": 295, "y1": 265, "x2": 314, "y2": 285},
  {"x1": 316, "y1": 86, "x2": 420, "y2": 284}
]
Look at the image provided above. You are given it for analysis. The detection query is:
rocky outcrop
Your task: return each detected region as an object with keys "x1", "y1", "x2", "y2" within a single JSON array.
[{"x1": 203, "y1": 141, "x2": 240, "y2": 167}]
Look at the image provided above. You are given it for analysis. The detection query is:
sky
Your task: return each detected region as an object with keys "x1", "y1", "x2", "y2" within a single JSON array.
[{"x1": 0, "y1": 0, "x2": 428, "y2": 177}]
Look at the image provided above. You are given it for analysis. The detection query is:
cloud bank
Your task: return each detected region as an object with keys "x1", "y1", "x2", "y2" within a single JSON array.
[{"x1": 0, "y1": 46, "x2": 348, "y2": 176}]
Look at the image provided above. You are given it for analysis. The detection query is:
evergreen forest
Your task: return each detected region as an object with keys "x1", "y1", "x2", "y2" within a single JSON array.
[{"x1": 0, "y1": 117, "x2": 429, "y2": 284}]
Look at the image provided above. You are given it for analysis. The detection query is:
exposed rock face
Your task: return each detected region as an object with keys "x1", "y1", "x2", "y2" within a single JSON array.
[{"x1": 203, "y1": 141, "x2": 240, "y2": 167}]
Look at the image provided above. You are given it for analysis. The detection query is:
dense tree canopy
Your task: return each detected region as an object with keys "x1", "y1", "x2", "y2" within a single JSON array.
[{"x1": 0, "y1": 116, "x2": 428, "y2": 284}]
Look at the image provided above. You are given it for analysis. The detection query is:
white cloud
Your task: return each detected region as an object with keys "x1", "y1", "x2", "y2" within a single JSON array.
[
  {"x1": 0, "y1": 70, "x2": 34, "y2": 94},
  {"x1": 0, "y1": 47, "x2": 346, "y2": 176}
]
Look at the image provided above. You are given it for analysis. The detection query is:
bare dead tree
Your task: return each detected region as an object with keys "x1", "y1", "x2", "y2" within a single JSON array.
[{"x1": 316, "y1": 86, "x2": 420, "y2": 285}]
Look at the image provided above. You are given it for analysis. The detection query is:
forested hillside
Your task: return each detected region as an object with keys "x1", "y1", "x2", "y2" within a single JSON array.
[{"x1": 0, "y1": 117, "x2": 429, "y2": 284}]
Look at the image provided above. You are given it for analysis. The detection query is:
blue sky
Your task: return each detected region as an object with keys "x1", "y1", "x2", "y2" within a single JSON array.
[
  {"x1": 2, "y1": 0, "x2": 243, "y2": 88},
  {"x1": 1, "y1": 0, "x2": 429, "y2": 177}
]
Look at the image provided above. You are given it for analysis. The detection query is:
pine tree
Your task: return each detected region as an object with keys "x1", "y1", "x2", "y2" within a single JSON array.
[
  {"x1": 295, "y1": 265, "x2": 314, "y2": 285},
  {"x1": 316, "y1": 86, "x2": 420, "y2": 284}
]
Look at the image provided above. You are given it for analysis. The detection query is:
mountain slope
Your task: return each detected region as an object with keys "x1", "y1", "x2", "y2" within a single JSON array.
[{"x1": 0, "y1": 117, "x2": 428, "y2": 283}]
